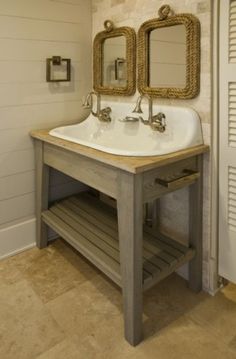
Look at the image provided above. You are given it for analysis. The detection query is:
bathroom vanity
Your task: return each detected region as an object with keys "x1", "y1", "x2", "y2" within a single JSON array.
[{"x1": 31, "y1": 129, "x2": 208, "y2": 346}]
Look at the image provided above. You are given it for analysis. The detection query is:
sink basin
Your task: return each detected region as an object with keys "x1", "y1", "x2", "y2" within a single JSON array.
[{"x1": 49, "y1": 101, "x2": 203, "y2": 156}]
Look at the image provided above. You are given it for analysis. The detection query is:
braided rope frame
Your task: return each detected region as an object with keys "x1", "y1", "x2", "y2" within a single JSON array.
[
  {"x1": 93, "y1": 20, "x2": 136, "y2": 96},
  {"x1": 137, "y1": 8, "x2": 201, "y2": 99}
]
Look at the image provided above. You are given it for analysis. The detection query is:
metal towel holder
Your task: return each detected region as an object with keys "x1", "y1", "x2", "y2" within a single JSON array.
[{"x1": 46, "y1": 56, "x2": 71, "y2": 82}]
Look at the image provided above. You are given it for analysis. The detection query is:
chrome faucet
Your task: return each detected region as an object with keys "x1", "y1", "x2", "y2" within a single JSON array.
[
  {"x1": 132, "y1": 94, "x2": 166, "y2": 132},
  {"x1": 132, "y1": 94, "x2": 153, "y2": 125},
  {"x1": 82, "y1": 91, "x2": 101, "y2": 117},
  {"x1": 82, "y1": 91, "x2": 111, "y2": 122}
]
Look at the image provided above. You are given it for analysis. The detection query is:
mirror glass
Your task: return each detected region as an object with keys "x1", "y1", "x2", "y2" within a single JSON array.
[
  {"x1": 149, "y1": 25, "x2": 186, "y2": 88},
  {"x1": 93, "y1": 22, "x2": 136, "y2": 95},
  {"x1": 138, "y1": 7, "x2": 200, "y2": 99},
  {"x1": 102, "y1": 36, "x2": 127, "y2": 87}
]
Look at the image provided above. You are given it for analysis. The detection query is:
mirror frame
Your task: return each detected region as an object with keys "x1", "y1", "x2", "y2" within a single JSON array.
[
  {"x1": 137, "y1": 5, "x2": 200, "y2": 99},
  {"x1": 93, "y1": 20, "x2": 136, "y2": 96}
]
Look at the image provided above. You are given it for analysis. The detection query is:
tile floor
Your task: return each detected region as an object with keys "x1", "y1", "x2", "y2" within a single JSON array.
[{"x1": 1, "y1": 239, "x2": 236, "y2": 359}]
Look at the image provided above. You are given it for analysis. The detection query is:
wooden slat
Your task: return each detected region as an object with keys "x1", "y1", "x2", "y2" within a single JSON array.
[
  {"x1": 143, "y1": 232, "x2": 179, "y2": 265},
  {"x1": 68, "y1": 195, "x2": 187, "y2": 269},
  {"x1": 63, "y1": 199, "x2": 118, "y2": 238},
  {"x1": 144, "y1": 225, "x2": 189, "y2": 253},
  {"x1": 51, "y1": 206, "x2": 120, "y2": 262},
  {"x1": 70, "y1": 195, "x2": 116, "y2": 229},
  {"x1": 70, "y1": 195, "x2": 183, "y2": 263},
  {"x1": 42, "y1": 193, "x2": 195, "y2": 291},
  {"x1": 52, "y1": 203, "x2": 152, "y2": 280},
  {"x1": 60, "y1": 200, "x2": 165, "y2": 274},
  {"x1": 71, "y1": 193, "x2": 189, "y2": 262},
  {"x1": 54, "y1": 203, "x2": 117, "y2": 250},
  {"x1": 42, "y1": 210, "x2": 122, "y2": 286},
  {"x1": 143, "y1": 248, "x2": 195, "y2": 291}
]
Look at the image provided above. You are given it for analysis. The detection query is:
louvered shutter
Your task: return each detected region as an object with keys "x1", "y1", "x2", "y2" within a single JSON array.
[
  {"x1": 219, "y1": 0, "x2": 236, "y2": 283},
  {"x1": 230, "y1": 0, "x2": 236, "y2": 62}
]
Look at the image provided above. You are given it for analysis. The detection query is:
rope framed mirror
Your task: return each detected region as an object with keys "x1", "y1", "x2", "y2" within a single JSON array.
[
  {"x1": 93, "y1": 20, "x2": 136, "y2": 96},
  {"x1": 137, "y1": 5, "x2": 200, "y2": 99}
]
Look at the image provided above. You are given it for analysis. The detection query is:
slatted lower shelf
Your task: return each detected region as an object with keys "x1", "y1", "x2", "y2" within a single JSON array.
[{"x1": 42, "y1": 192, "x2": 195, "y2": 291}]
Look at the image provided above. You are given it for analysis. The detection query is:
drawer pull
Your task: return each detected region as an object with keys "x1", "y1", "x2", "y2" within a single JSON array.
[{"x1": 155, "y1": 169, "x2": 200, "y2": 189}]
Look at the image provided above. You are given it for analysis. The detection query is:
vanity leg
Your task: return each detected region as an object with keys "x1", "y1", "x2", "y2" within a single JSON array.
[
  {"x1": 35, "y1": 140, "x2": 49, "y2": 249},
  {"x1": 189, "y1": 154, "x2": 203, "y2": 292},
  {"x1": 117, "y1": 171, "x2": 143, "y2": 346}
]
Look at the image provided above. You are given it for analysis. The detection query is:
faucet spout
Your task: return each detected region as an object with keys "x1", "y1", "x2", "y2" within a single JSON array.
[
  {"x1": 132, "y1": 94, "x2": 153, "y2": 125},
  {"x1": 82, "y1": 93, "x2": 92, "y2": 109},
  {"x1": 132, "y1": 95, "x2": 166, "y2": 132},
  {"x1": 82, "y1": 91, "x2": 101, "y2": 117},
  {"x1": 132, "y1": 97, "x2": 143, "y2": 114},
  {"x1": 82, "y1": 91, "x2": 111, "y2": 122}
]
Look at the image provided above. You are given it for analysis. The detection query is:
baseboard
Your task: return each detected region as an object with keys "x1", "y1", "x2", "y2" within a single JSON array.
[{"x1": 0, "y1": 218, "x2": 36, "y2": 260}]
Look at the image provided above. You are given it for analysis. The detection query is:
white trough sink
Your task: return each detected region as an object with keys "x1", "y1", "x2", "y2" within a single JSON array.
[{"x1": 49, "y1": 101, "x2": 203, "y2": 157}]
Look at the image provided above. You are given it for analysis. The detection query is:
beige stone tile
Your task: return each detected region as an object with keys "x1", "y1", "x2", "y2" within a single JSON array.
[
  {"x1": 187, "y1": 283, "x2": 236, "y2": 347},
  {"x1": 229, "y1": 335, "x2": 236, "y2": 352},
  {"x1": 10, "y1": 245, "x2": 47, "y2": 272},
  {"x1": 0, "y1": 255, "x2": 23, "y2": 286},
  {"x1": 222, "y1": 282, "x2": 236, "y2": 303},
  {"x1": 111, "y1": 0, "x2": 125, "y2": 6},
  {"x1": 44, "y1": 273, "x2": 236, "y2": 359},
  {"x1": 0, "y1": 279, "x2": 64, "y2": 359},
  {"x1": 1, "y1": 249, "x2": 236, "y2": 359},
  {"x1": 12, "y1": 240, "x2": 99, "y2": 303},
  {"x1": 46, "y1": 274, "x2": 122, "y2": 336},
  {"x1": 46, "y1": 276, "x2": 136, "y2": 358},
  {"x1": 35, "y1": 335, "x2": 96, "y2": 359},
  {"x1": 80, "y1": 328, "x2": 138, "y2": 359},
  {"x1": 143, "y1": 274, "x2": 209, "y2": 335},
  {"x1": 197, "y1": 1, "x2": 211, "y2": 14},
  {"x1": 52, "y1": 239, "x2": 100, "y2": 279},
  {"x1": 126, "y1": 316, "x2": 236, "y2": 359},
  {"x1": 159, "y1": 187, "x2": 189, "y2": 244},
  {"x1": 36, "y1": 331, "x2": 136, "y2": 359},
  {"x1": 45, "y1": 273, "x2": 210, "y2": 357}
]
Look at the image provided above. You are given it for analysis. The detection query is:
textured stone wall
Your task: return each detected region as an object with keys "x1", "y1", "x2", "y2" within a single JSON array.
[{"x1": 92, "y1": 0, "x2": 212, "y2": 291}]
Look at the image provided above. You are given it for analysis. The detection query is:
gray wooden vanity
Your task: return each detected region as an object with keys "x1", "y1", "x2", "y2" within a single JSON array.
[{"x1": 31, "y1": 129, "x2": 208, "y2": 346}]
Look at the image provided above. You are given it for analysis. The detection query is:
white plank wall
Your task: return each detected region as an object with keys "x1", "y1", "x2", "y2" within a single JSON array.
[{"x1": 0, "y1": 0, "x2": 92, "y2": 258}]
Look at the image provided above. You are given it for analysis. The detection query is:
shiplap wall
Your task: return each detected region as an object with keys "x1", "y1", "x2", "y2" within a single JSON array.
[{"x1": 0, "y1": 0, "x2": 92, "y2": 258}]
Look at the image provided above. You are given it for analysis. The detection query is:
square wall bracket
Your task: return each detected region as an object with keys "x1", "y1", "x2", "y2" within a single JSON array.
[{"x1": 46, "y1": 56, "x2": 71, "y2": 82}]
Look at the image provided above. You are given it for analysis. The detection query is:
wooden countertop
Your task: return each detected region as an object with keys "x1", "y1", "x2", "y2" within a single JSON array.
[{"x1": 31, "y1": 129, "x2": 209, "y2": 174}]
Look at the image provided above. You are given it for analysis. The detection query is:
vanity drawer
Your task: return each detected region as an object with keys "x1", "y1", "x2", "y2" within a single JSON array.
[{"x1": 143, "y1": 157, "x2": 198, "y2": 202}]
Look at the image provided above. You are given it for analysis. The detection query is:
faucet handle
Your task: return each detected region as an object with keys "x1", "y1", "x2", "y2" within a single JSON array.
[
  {"x1": 151, "y1": 112, "x2": 166, "y2": 132},
  {"x1": 98, "y1": 107, "x2": 112, "y2": 122},
  {"x1": 154, "y1": 112, "x2": 166, "y2": 123},
  {"x1": 102, "y1": 106, "x2": 112, "y2": 114}
]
